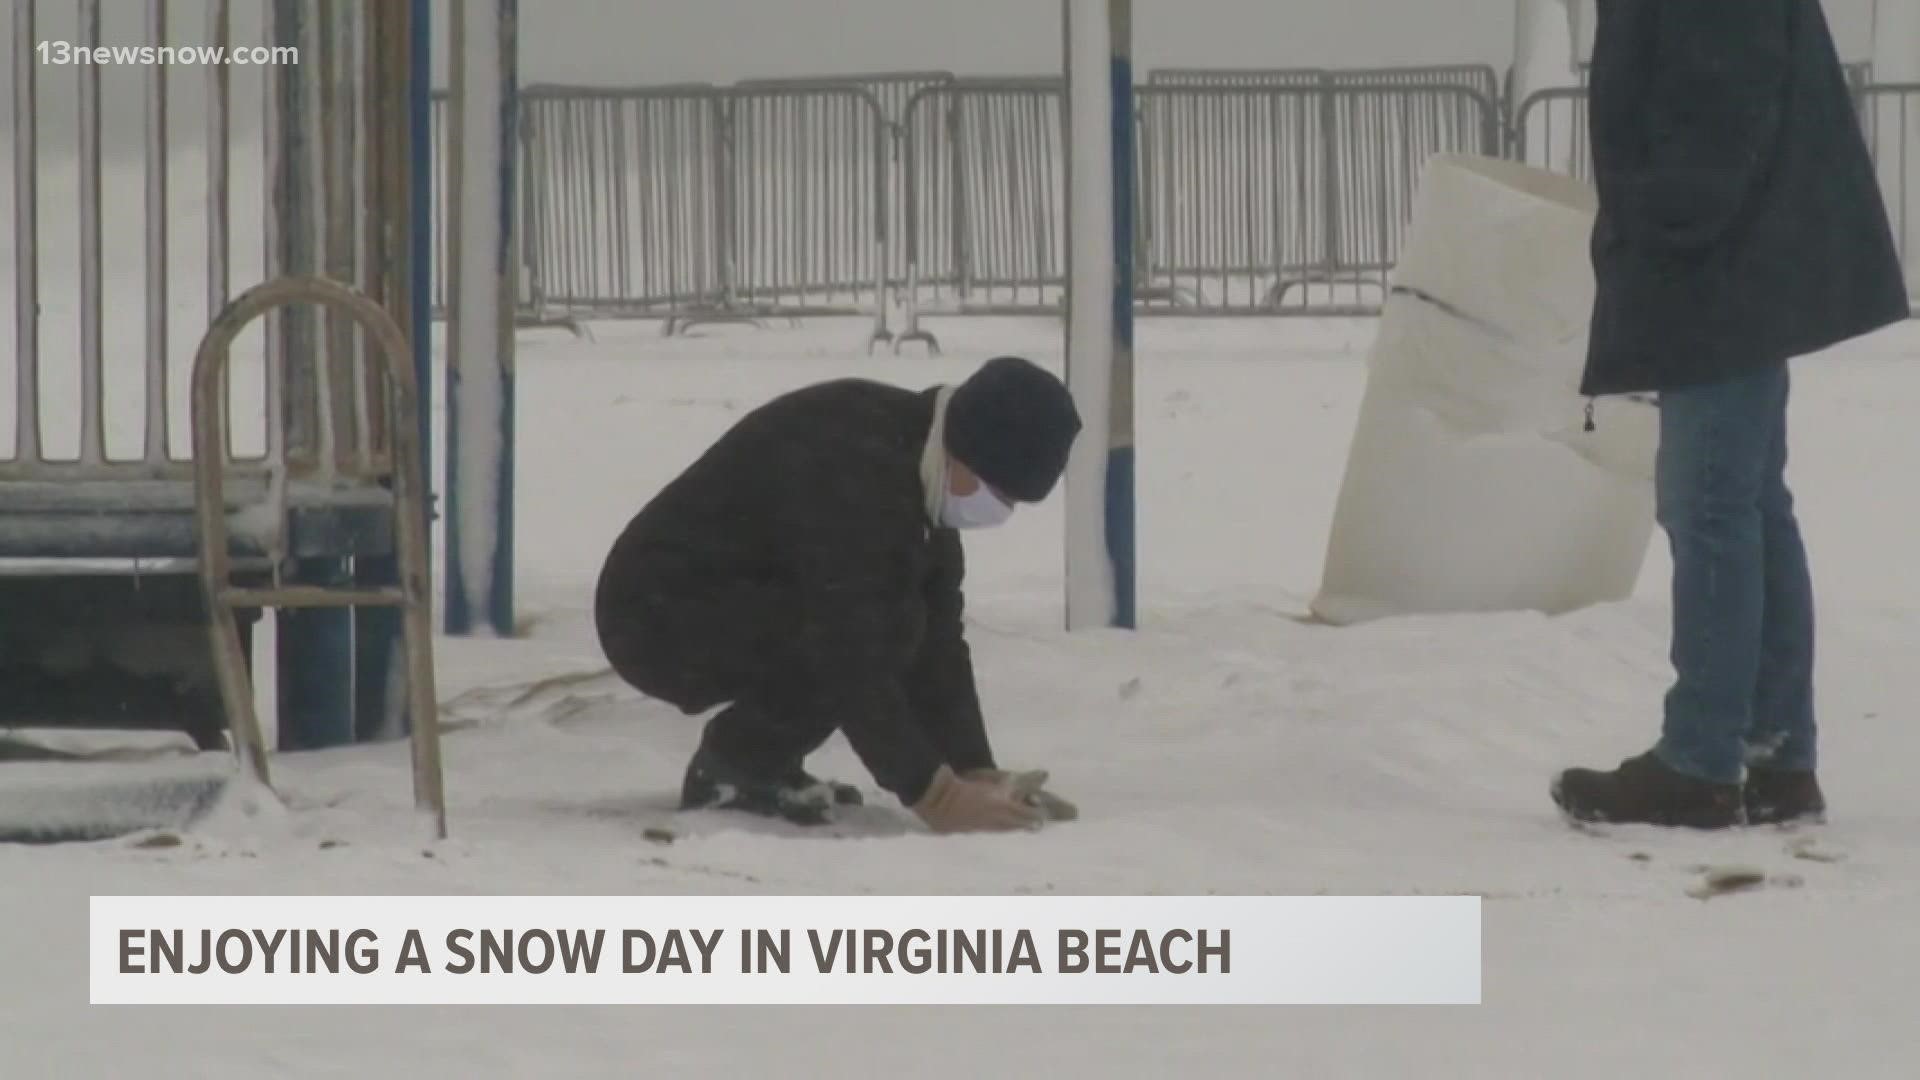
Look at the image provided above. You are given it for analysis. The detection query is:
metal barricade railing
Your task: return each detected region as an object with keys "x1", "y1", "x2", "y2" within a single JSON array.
[
  {"x1": 461, "y1": 83, "x2": 895, "y2": 339},
  {"x1": 1136, "y1": 81, "x2": 1499, "y2": 315},
  {"x1": 717, "y1": 85, "x2": 891, "y2": 345},
  {"x1": 891, "y1": 75, "x2": 1503, "y2": 343},
  {"x1": 1136, "y1": 80, "x2": 1326, "y2": 313},
  {"x1": 1321, "y1": 81, "x2": 1503, "y2": 307},
  {"x1": 513, "y1": 84, "x2": 725, "y2": 319},
  {"x1": 1153, "y1": 64, "x2": 1497, "y2": 100},
  {"x1": 1137, "y1": 69, "x2": 1324, "y2": 313},
  {"x1": 1329, "y1": 64, "x2": 1502, "y2": 101},
  {"x1": 1859, "y1": 82, "x2": 1919, "y2": 285},
  {"x1": 898, "y1": 78, "x2": 1069, "y2": 343},
  {"x1": 739, "y1": 72, "x2": 955, "y2": 295},
  {"x1": 424, "y1": 66, "x2": 1915, "y2": 334},
  {"x1": 1510, "y1": 86, "x2": 1592, "y2": 181}
]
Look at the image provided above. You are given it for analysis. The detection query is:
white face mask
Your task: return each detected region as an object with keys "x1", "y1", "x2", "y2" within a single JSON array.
[{"x1": 940, "y1": 484, "x2": 1015, "y2": 530}]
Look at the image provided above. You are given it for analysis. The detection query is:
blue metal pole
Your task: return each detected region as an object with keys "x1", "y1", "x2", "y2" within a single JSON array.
[
  {"x1": 352, "y1": 0, "x2": 433, "y2": 742},
  {"x1": 271, "y1": 0, "x2": 355, "y2": 750},
  {"x1": 1106, "y1": 0, "x2": 1136, "y2": 630},
  {"x1": 410, "y1": 0, "x2": 432, "y2": 509},
  {"x1": 443, "y1": 0, "x2": 466, "y2": 636},
  {"x1": 491, "y1": 0, "x2": 518, "y2": 637}
]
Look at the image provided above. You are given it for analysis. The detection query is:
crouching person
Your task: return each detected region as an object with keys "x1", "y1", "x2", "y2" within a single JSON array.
[{"x1": 594, "y1": 356, "x2": 1084, "y2": 834}]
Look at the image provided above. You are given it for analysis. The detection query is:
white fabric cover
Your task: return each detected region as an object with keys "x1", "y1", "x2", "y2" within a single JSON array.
[{"x1": 1310, "y1": 154, "x2": 1660, "y2": 625}]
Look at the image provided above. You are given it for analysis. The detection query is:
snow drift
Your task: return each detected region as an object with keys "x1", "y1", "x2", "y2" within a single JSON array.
[{"x1": 1311, "y1": 154, "x2": 1659, "y2": 625}]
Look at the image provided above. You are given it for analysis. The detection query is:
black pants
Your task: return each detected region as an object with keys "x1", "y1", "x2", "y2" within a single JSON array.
[
  {"x1": 596, "y1": 551, "x2": 836, "y2": 779},
  {"x1": 596, "y1": 546, "x2": 982, "y2": 796},
  {"x1": 695, "y1": 689, "x2": 841, "y2": 781}
]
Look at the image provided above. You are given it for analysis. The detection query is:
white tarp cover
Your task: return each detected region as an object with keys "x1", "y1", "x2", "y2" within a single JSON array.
[{"x1": 1310, "y1": 154, "x2": 1660, "y2": 625}]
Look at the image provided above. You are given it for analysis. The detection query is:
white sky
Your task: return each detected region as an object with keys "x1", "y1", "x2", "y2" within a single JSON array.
[
  {"x1": 0, "y1": 0, "x2": 1884, "y2": 149},
  {"x1": 502, "y1": 0, "x2": 1874, "y2": 85}
]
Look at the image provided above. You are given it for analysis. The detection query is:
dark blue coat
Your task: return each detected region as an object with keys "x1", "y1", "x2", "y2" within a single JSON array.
[{"x1": 1581, "y1": 0, "x2": 1910, "y2": 397}]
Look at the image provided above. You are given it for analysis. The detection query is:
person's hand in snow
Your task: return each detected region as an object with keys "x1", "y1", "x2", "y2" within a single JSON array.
[
  {"x1": 963, "y1": 767, "x2": 1078, "y2": 822},
  {"x1": 912, "y1": 766, "x2": 1044, "y2": 834}
]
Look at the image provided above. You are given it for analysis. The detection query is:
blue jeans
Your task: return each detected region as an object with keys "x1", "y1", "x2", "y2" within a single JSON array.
[{"x1": 1652, "y1": 362, "x2": 1816, "y2": 785}]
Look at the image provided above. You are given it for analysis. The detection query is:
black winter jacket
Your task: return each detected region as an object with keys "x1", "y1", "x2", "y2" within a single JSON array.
[
  {"x1": 1581, "y1": 0, "x2": 1909, "y2": 397},
  {"x1": 594, "y1": 379, "x2": 994, "y2": 805}
]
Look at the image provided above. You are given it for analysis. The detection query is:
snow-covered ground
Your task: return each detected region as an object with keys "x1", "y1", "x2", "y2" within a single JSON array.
[{"x1": 4, "y1": 305, "x2": 1920, "y2": 1076}]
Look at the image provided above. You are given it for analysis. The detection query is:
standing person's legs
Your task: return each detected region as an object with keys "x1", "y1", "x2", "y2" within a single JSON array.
[
  {"x1": 1744, "y1": 367, "x2": 1827, "y2": 823},
  {"x1": 1553, "y1": 362, "x2": 1785, "y2": 828},
  {"x1": 1651, "y1": 363, "x2": 1787, "y2": 785},
  {"x1": 1747, "y1": 368, "x2": 1816, "y2": 768}
]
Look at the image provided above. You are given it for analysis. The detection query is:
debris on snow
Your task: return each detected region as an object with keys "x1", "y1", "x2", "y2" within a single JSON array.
[{"x1": 1685, "y1": 866, "x2": 1769, "y2": 901}]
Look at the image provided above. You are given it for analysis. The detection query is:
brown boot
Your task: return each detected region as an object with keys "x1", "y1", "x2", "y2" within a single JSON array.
[
  {"x1": 1551, "y1": 751, "x2": 1743, "y2": 829},
  {"x1": 1744, "y1": 768, "x2": 1825, "y2": 826}
]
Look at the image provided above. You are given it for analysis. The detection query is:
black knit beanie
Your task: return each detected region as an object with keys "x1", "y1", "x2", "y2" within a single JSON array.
[{"x1": 943, "y1": 356, "x2": 1084, "y2": 503}]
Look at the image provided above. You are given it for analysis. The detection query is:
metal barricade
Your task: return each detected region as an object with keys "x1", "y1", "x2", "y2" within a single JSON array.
[
  {"x1": 898, "y1": 78, "x2": 1068, "y2": 337},
  {"x1": 1510, "y1": 86, "x2": 1592, "y2": 180},
  {"x1": 474, "y1": 83, "x2": 893, "y2": 339},
  {"x1": 890, "y1": 72, "x2": 1504, "y2": 345},
  {"x1": 1135, "y1": 79, "x2": 1325, "y2": 314},
  {"x1": 507, "y1": 84, "x2": 721, "y2": 322},
  {"x1": 715, "y1": 85, "x2": 891, "y2": 345},
  {"x1": 1135, "y1": 80, "x2": 1500, "y2": 315},
  {"x1": 414, "y1": 66, "x2": 1906, "y2": 337},
  {"x1": 433, "y1": 70, "x2": 1552, "y2": 338},
  {"x1": 429, "y1": 65, "x2": 1912, "y2": 340},
  {"x1": 1138, "y1": 66, "x2": 1499, "y2": 312},
  {"x1": 1331, "y1": 64, "x2": 1502, "y2": 101},
  {"x1": 1860, "y1": 82, "x2": 1919, "y2": 287},
  {"x1": 739, "y1": 72, "x2": 954, "y2": 297},
  {"x1": 1152, "y1": 64, "x2": 1498, "y2": 96},
  {"x1": 1137, "y1": 70, "x2": 1325, "y2": 313}
]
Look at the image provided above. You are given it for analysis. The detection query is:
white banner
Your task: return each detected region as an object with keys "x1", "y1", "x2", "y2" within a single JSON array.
[{"x1": 90, "y1": 894, "x2": 1481, "y2": 1006}]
